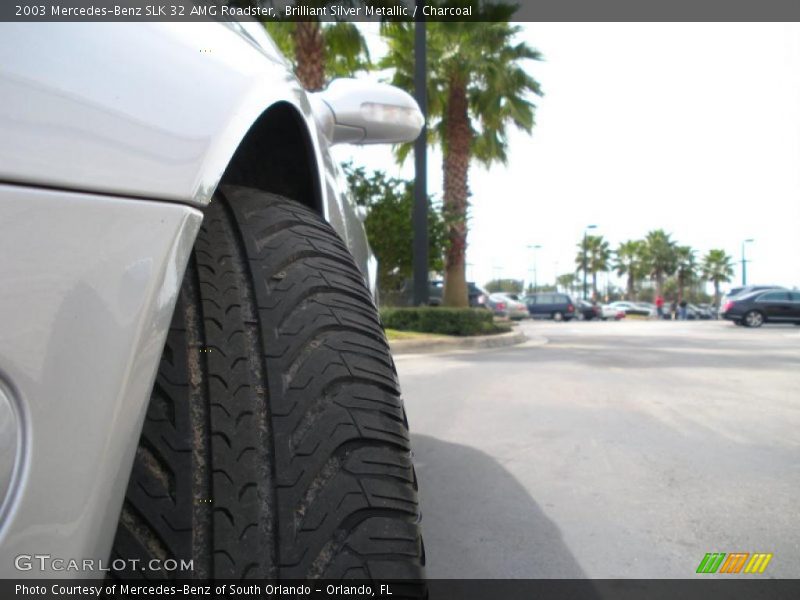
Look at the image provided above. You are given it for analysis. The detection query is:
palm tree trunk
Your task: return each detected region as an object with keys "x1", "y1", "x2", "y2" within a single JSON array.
[
  {"x1": 714, "y1": 281, "x2": 720, "y2": 307},
  {"x1": 442, "y1": 77, "x2": 471, "y2": 308},
  {"x1": 293, "y1": 22, "x2": 326, "y2": 92},
  {"x1": 626, "y1": 273, "x2": 635, "y2": 300},
  {"x1": 591, "y1": 272, "x2": 597, "y2": 301}
]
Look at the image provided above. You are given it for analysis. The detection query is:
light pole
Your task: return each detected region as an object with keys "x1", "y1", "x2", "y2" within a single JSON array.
[
  {"x1": 527, "y1": 244, "x2": 541, "y2": 293},
  {"x1": 741, "y1": 238, "x2": 754, "y2": 286},
  {"x1": 582, "y1": 225, "x2": 597, "y2": 300}
]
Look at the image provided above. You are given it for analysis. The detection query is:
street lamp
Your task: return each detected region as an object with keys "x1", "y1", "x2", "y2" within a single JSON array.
[
  {"x1": 527, "y1": 244, "x2": 542, "y2": 293},
  {"x1": 582, "y1": 225, "x2": 597, "y2": 300},
  {"x1": 741, "y1": 238, "x2": 754, "y2": 286}
]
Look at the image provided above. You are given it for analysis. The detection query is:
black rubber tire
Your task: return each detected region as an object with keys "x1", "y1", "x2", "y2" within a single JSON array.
[{"x1": 111, "y1": 187, "x2": 425, "y2": 582}]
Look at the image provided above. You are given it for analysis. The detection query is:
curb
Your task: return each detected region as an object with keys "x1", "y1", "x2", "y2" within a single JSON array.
[{"x1": 389, "y1": 329, "x2": 529, "y2": 355}]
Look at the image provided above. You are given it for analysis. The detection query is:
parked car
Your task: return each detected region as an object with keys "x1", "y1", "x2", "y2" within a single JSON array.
[
  {"x1": 721, "y1": 289, "x2": 800, "y2": 327},
  {"x1": 489, "y1": 293, "x2": 529, "y2": 320},
  {"x1": 600, "y1": 305, "x2": 626, "y2": 320},
  {"x1": 608, "y1": 301, "x2": 651, "y2": 317},
  {"x1": 0, "y1": 23, "x2": 426, "y2": 579},
  {"x1": 719, "y1": 285, "x2": 787, "y2": 315},
  {"x1": 577, "y1": 300, "x2": 601, "y2": 320},
  {"x1": 697, "y1": 303, "x2": 717, "y2": 319},
  {"x1": 725, "y1": 284, "x2": 787, "y2": 299},
  {"x1": 524, "y1": 293, "x2": 578, "y2": 321},
  {"x1": 689, "y1": 303, "x2": 713, "y2": 320},
  {"x1": 636, "y1": 302, "x2": 658, "y2": 317},
  {"x1": 429, "y1": 280, "x2": 489, "y2": 308}
]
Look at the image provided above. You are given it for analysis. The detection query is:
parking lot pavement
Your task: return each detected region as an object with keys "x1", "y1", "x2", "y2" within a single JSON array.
[{"x1": 396, "y1": 319, "x2": 800, "y2": 578}]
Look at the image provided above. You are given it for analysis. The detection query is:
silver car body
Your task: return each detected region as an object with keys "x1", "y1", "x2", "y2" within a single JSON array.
[
  {"x1": 0, "y1": 22, "x2": 393, "y2": 577},
  {"x1": 600, "y1": 304, "x2": 624, "y2": 320},
  {"x1": 489, "y1": 293, "x2": 528, "y2": 320}
]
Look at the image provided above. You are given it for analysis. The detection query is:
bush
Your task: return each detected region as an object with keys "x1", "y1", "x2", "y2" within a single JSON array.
[{"x1": 380, "y1": 307, "x2": 507, "y2": 337}]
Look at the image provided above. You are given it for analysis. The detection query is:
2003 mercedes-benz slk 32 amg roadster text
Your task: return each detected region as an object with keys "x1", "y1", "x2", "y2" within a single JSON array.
[{"x1": 0, "y1": 21, "x2": 425, "y2": 582}]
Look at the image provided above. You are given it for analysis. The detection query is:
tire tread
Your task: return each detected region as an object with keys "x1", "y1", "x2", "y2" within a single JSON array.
[{"x1": 112, "y1": 187, "x2": 424, "y2": 583}]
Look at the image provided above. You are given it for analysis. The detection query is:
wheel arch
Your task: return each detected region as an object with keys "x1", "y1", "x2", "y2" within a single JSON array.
[{"x1": 219, "y1": 101, "x2": 324, "y2": 216}]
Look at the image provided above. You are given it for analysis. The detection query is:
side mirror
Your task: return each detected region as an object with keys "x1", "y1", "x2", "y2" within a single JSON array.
[{"x1": 311, "y1": 78, "x2": 424, "y2": 145}]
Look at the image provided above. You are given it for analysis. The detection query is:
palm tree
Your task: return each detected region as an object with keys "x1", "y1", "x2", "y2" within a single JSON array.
[
  {"x1": 262, "y1": 13, "x2": 371, "y2": 91},
  {"x1": 574, "y1": 235, "x2": 611, "y2": 300},
  {"x1": 675, "y1": 246, "x2": 696, "y2": 302},
  {"x1": 643, "y1": 229, "x2": 677, "y2": 298},
  {"x1": 702, "y1": 249, "x2": 735, "y2": 307},
  {"x1": 381, "y1": 7, "x2": 543, "y2": 306},
  {"x1": 556, "y1": 273, "x2": 579, "y2": 295},
  {"x1": 614, "y1": 240, "x2": 645, "y2": 300}
]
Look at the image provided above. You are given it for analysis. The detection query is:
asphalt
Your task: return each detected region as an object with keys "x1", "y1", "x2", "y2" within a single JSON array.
[{"x1": 395, "y1": 319, "x2": 800, "y2": 578}]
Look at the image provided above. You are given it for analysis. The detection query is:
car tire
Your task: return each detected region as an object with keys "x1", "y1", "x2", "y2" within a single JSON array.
[
  {"x1": 552, "y1": 311, "x2": 564, "y2": 322},
  {"x1": 111, "y1": 187, "x2": 425, "y2": 582},
  {"x1": 742, "y1": 310, "x2": 765, "y2": 328}
]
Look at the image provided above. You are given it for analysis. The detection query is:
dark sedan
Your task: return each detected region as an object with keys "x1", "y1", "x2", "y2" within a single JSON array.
[
  {"x1": 577, "y1": 300, "x2": 601, "y2": 320},
  {"x1": 721, "y1": 289, "x2": 800, "y2": 327},
  {"x1": 428, "y1": 280, "x2": 489, "y2": 309}
]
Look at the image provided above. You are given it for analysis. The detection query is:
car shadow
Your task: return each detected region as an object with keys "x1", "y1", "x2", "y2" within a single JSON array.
[{"x1": 412, "y1": 433, "x2": 587, "y2": 579}]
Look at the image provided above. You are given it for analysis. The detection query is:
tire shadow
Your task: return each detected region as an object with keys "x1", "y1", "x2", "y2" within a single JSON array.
[{"x1": 412, "y1": 434, "x2": 587, "y2": 579}]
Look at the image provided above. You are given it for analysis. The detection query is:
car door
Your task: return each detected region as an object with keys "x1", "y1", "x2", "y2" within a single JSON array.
[
  {"x1": 529, "y1": 294, "x2": 542, "y2": 316},
  {"x1": 530, "y1": 294, "x2": 546, "y2": 317},
  {"x1": 756, "y1": 291, "x2": 792, "y2": 321},
  {"x1": 542, "y1": 293, "x2": 557, "y2": 316}
]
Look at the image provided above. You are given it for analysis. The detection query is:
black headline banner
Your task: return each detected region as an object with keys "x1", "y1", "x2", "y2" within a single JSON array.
[{"x1": 5, "y1": 0, "x2": 800, "y2": 22}]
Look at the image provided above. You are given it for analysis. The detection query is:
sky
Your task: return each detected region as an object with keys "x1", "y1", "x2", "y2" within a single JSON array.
[{"x1": 333, "y1": 23, "x2": 800, "y2": 294}]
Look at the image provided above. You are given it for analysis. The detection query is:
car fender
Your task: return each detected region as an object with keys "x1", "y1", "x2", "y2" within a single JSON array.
[
  {"x1": 0, "y1": 24, "x2": 303, "y2": 200},
  {"x1": 0, "y1": 184, "x2": 202, "y2": 576},
  {"x1": 0, "y1": 20, "x2": 374, "y2": 289}
]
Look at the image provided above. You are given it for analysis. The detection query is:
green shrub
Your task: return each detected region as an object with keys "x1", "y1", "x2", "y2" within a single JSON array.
[{"x1": 380, "y1": 307, "x2": 506, "y2": 337}]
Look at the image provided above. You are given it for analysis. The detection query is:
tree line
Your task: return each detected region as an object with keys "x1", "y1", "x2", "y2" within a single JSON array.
[{"x1": 569, "y1": 230, "x2": 735, "y2": 306}]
